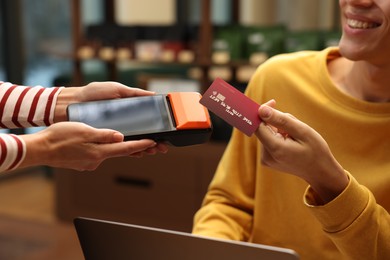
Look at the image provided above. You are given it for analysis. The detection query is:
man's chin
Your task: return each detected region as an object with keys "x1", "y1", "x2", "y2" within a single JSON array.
[{"x1": 338, "y1": 40, "x2": 366, "y2": 62}]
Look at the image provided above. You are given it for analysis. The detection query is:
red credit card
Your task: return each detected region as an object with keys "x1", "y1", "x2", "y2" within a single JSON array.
[{"x1": 200, "y1": 78, "x2": 260, "y2": 136}]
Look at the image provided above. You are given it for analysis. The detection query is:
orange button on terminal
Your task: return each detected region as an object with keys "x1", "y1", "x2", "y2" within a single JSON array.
[{"x1": 168, "y1": 92, "x2": 211, "y2": 130}]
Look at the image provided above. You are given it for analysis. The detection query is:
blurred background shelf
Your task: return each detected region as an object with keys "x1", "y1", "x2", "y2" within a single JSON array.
[{"x1": 0, "y1": 1, "x2": 341, "y2": 259}]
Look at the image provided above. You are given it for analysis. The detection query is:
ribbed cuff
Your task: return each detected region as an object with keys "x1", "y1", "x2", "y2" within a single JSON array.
[{"x1": 304, "y1": 171, "x2": 369, "y2": 233}]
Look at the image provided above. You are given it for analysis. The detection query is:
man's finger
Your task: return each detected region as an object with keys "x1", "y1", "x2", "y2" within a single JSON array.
[
  {"x1": 258, "y1": 105, "x2": 308, "y2": 141},
  {"x1": 256, "y1": 122, "x2": 285, "y2": 150}
]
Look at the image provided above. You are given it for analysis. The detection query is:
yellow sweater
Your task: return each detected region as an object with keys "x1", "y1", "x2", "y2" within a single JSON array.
[{"x1": 193, "y1": 47, "x2": 390, "y2": 259}]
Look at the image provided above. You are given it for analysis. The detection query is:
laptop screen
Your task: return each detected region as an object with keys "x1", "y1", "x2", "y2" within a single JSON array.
[{"x1": 74, "y1": 217, "x2": 299, "y2": 260}]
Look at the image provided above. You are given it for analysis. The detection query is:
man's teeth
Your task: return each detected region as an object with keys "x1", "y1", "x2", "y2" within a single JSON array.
[{"x1": 347, "y1": 19, "x2": 379, "y2": 29}]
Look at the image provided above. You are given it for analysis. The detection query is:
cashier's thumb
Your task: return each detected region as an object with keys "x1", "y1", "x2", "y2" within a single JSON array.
[{"x1": 112, "y1": 132, "x2": 125, "y2": 142}]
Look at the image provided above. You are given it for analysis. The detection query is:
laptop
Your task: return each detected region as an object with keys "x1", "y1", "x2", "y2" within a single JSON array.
[{"x1": 74, "y1": 217, "x2": 299, "y2": 260}]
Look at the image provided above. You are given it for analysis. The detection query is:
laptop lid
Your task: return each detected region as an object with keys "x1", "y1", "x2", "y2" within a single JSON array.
[{"x1": 74, "y1": 217, "x2": 299, "y2": 260}]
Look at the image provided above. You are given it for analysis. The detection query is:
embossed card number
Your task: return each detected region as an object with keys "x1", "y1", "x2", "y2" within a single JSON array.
[{"x1": 200, "y1": 78, "x2": 261, "y2": 136}]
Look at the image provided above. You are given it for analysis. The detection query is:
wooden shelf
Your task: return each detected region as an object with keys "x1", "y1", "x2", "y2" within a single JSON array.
[{"x1": 70, "y1": 0, "x2": 244, "y2": 87}]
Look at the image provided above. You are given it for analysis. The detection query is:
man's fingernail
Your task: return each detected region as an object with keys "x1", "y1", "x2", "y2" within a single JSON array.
[{"x1": 260, "y1": 106, "x2": 272, "y2": 118}]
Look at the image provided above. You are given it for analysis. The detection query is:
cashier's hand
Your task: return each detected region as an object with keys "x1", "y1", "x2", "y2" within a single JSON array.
[
  {"x1": 255, "y1": 102, "x2": 348, "y2": 204},
  {"x1": 19, "y1": 122, "x2": 167, "y2": 171},
  {"x1": 54, "y1": 81, "x2": 156, "y2": 122}
]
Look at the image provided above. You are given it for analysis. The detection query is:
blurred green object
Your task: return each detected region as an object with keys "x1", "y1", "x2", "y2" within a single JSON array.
[
  {"x1": 284, "y1": 30, "x2": 323, "y2": 53},
  {"x1": 285, "y1": 30, "x2": 342, "y2": 53},
  {"x1": 322, "y1": 30, "x2": 342, "y2": 48},
  {"x1": 243, "y1": 25, "x2": 286, "y2": 60},
  {"x1": 212, "y1": 25, "x2": 245, "y2": 62},
  {"x1": 53, "y1": 62, "x2": 190, "y2": 87}
]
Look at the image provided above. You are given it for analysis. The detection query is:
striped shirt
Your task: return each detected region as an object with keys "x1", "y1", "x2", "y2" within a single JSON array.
[{"x1": 0, "y1": 81, "x2": 63, "y2": 172}]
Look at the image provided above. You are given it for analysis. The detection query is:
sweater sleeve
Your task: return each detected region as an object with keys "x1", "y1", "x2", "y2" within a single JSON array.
[
  {"x1": 304, "y1": 171, "x2": 390, "y2": 259},
  {"x1": 0, "y1": 81, "x2": 63, "y2": 128},
  {"x1": 0, "y1": 81, "x2": 64, "y2": 173}
]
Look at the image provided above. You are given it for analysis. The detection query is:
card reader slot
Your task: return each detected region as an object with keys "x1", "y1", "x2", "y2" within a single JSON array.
[{"x1": 165, "y1": 95, "x2": 177, "y2": 128}]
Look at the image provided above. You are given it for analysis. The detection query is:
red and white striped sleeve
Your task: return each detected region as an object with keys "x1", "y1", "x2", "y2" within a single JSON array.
[
  {"x1": 0, "y1": 81, "x2": 64, "y2": 128},
  {"x1": 0, "y1": 81, "x2": 64, "y2": 172},
  {"x1": 0, "y1": 134, "x2": 26, "y2": 172}
]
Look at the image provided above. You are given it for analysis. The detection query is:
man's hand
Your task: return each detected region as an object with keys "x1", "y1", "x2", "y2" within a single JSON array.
[{"x1": 255, "y1": 103, "x2": 349, "y2": 204}]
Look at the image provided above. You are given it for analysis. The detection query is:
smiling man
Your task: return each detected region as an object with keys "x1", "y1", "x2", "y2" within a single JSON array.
[{"x1": 193, "y1": 0, "x2": 390, "y2": 259}]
